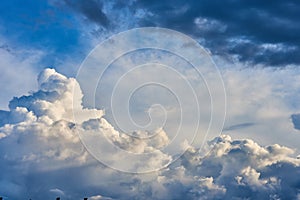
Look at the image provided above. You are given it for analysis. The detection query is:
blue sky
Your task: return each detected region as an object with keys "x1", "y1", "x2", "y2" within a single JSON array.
[
  {"x1": 0, "y1": 1, "x2": 76, "y2": 53},
  {"x1": 1, "y1": 0, "x2": 300, "y2": 199}
]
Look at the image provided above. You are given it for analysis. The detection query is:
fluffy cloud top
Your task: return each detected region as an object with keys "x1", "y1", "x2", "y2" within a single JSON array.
[{"x1": 0, "y1": 69, "x2": 300, "y2": 199}]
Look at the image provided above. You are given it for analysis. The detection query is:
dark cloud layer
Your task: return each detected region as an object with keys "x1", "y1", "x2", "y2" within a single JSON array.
[
  {"x1": 133, "y1": 0, "x2": 300, "y2": 66},
  {"x1": 70, "y1": 0, "x2": 300, "y2": 66}
]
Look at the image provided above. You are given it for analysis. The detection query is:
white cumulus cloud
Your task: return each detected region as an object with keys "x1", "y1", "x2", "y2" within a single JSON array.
[{"x1": 0, "y1": 68, "x2": 300, "y2": 199}]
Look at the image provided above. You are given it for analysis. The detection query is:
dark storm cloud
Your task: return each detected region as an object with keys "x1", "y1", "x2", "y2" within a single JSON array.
[
  {"x1": 58, "y1": 0, "x2": 300, "y2": 65},
  {"x1": 132, "y1": 0, "x2": 300, "y2": 66},
  {"x1": 64, "y1": 0, "x2": 109, "y2": 27}
]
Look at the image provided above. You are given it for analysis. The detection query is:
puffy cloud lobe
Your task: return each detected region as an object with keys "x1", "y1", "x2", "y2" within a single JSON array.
[
  {"x1": 8, "y1": 68, "x2": 104, "y2": 124},
  {"x1": 0, "y1": 68, "x2": 170, "y2": 198},
  {"x1": 170, "y1": 135, "x2": 300, "y2": 199},
  {"x1": 0, "y1": 69, "x2": 300, "y2": 199}
]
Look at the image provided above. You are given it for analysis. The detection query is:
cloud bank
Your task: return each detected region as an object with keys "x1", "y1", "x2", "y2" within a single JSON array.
[
  {"x1": 133, "y1": 0, "x2": 300, "y2": 66},
  {"x1": 0, "y1": 69, "x2": 300, "y2": 199},
  {"x1": 3, "y1": 0, "x2": 299, "y2": 66},
  {"x1": 57, "y1": 0, "x2": 300, "y2": 66}
]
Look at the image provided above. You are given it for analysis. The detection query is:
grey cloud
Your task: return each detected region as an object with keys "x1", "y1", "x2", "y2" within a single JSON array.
[
  {"x1": 129, "y1": 0, "x2": 300, "y2": 66},
  {"x1": 61, "y1": 0, "x2": 300, "y2": 66}
]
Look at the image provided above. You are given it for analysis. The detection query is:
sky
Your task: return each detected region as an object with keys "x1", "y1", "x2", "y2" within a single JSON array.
[{"x1": 1, "y1": 0, "x2": 300, "y2": 199}]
